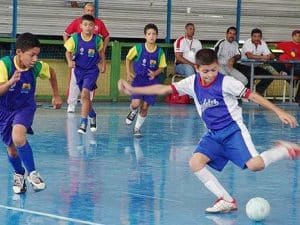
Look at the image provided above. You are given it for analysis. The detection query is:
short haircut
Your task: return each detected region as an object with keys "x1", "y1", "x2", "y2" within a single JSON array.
[
  {"x1": 83, "y1": 2, "x2": 94, "y2": 9},
  {"x1": 185, "y1": 23, "x2": 194, "y2": 28},
  {"x1": 226, "y1": 26, "x2": 237, "y2": 33},
  {"x1": 16, "y1": 32, "x2": 40, "y2": 52},
  {"x1": 292, "y1": 30, "x2": 300, "y2": 36},
  {"x1": 144, "y1": 23, "x2": 158, "y2": 35},
  {"x1": 195, "y1": 49, "x2": 218, "y2": 66},
  {"x1": 81, "y1": 14, "x2": 95, "y2": 23},
  {"x1": 251, "y1": 28, "x2": 262, "y2": 36}
]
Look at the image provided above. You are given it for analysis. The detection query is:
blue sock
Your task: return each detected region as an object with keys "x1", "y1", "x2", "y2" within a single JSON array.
[
  {"x1": 17, "y1": 141, "x2": 36, "y2": 174},
  {"x1": 88, "y1": 108, "x2": 96, "y2": 118},
  {"x1": 7, "y1": 154, "x2": 25, "y2": 175},
  {"x1": 80, "y1": 117, "x2": 88, "y2": 125}
]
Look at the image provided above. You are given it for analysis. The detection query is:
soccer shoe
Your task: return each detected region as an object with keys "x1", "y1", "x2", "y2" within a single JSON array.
[
  {"x1": 78, "y1": 121, "x2": 87, "y2": 134},
  {"x1": 13, "y1": 173, "x2": 27, "y2": 194},
  {"x1": 27, "y1": 171, "x2": 46, "y2": 191},
  {"x1": 205, "y1": 198, "x2": 237, "y2": 213},
  {"x1": 67, "y1": 104, "x2": 76, "y2": 113},
  {"x1": 276, "y1": 140, "x2": 300, "y2": 159},
  {"x1": 133, "y1": 128, "x2": 142, "y2": 138},
  {"x1": 126, "y1": 111, "x2": 137, "y2": 125},
  {"x1": 89, "y1": 117, "x2": 97, "y2": 132}
]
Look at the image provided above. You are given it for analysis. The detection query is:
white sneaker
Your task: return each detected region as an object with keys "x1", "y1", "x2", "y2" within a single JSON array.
[
  {"x1": 27, "y1": 171, "x2": 46, "y2": 191},
  {"x1": 133, "y1": 128, "x2": 142, "y2": 138},
  {"x1": 13, "y1": 173, "x2": 27, "y2": 194},
  {"x1": 89, "y1": 117, "x2": 97, "y2": 132},
  {"x1": 205, "y1": 198, "x2": 237, "y2": 213},
  {"x1": 276, "y1": 140, "x2": 300, "y2": 159},
  {"x1": 67, "y1": 104, "x2": 76, "y2": 113}
]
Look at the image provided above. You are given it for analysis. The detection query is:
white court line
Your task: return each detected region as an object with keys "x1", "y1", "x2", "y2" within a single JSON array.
[{"x1": 0, "y1": 204, "x2": 104, "y2": 225}]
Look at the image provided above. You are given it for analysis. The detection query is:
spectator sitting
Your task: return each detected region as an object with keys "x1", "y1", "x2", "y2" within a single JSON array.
[
  {"x1": 214, "y1": 26, "x2": 248, "y2": 85},
  {"x1": 173, "y1": 23, "x2": 202, "y2": 77},
  {"x1": 276, "y1": 29, "x2": 300, "y2": 103},
  {"x1": 238, "y1": 28, "x2": 278, "y2": 95}
]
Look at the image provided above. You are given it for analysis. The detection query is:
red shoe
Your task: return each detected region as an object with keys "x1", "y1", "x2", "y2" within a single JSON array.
[
  {"x1": 276, "y1": 140, "x2": 300, "y2": 159},
  {"x1": 205, "y1": 197, "x2": 237, "y2": 213}
]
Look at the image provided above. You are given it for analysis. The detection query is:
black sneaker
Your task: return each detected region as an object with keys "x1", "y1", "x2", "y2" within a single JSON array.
[
  {"x1": 90, "y1": 117, "x2": 97, "y2": 132},
  {"x1": 13, "y1": 173, "x2": 27, "y2": 194},
  {"x1": 126, "y1": 111, "x2": 137, "y2": 125},
  {"x1": 78, "y1": 121, "x2": 87, "y2": 134}
]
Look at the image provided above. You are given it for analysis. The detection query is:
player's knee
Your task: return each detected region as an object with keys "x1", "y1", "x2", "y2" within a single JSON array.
[
  {"x1": 12, "y1": 136, "x2": 26, "y2": 147},
  {"x1": 189, "y1": 155, "x2": 206, "y2": 172},
  {"x1": 246, "y1": 156, "x2": 265, "y2": 172}
]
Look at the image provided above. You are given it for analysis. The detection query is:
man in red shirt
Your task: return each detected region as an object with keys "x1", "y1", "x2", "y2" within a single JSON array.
[
  {"x1": 277, "y1": 30, "x2": 300, "y2": 103},
  {"x1": 63, "y1": 3, "x2": 110, "y2": 112}
]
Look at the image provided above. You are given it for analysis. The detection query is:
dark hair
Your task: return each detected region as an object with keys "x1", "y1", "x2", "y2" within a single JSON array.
[
  {"x1": 292, "y1": 30, "x2": 300, "y2": 36},
  {"x1": 81, "y1": 14, "x2": 95, "y2": 23},
  {"x1": 16, "y1": 32, "x2": 40, "y2": 52},
  {"x1": 251, "y1": 28, "x2": 262, "y2": 36},
  {"x1": 144, "y1": 23, "x2": 158, "y2": 35},
  {"x1": 226, "y1": 26, "x2": 237, "y2": 33},
  {"x1": 195, "y1": 49, "x2": 218, "y2": 66},
  {"x1": 185, "y1": 23, "x2": 195, "y2": 28}
]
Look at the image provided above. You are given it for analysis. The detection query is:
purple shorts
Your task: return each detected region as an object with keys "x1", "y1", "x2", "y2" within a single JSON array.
[
  {"x1": 131, "y1": 78, "x2": 158, "y2": 105},
  {"x1": 75, "y1": 68, "x2": 99, "y2": 91},
  {"x1": 0, "y1": 107, "x2": 35, "y2": 146}
]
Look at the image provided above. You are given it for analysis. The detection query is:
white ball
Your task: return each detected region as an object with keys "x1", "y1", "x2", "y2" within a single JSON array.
[{"x1": 246, "y1": 197, "x2": 270, "y2": 221}]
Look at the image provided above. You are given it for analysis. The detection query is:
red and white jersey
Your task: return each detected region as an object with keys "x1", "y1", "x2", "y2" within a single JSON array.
[{"x1": 174, "y1": 36, "x2": 202, "y2": 63}]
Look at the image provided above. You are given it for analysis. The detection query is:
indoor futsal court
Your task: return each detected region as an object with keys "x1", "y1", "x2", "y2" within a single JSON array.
[{"x1": 0, "y1": 103, "x2": 299, "y2": 225}]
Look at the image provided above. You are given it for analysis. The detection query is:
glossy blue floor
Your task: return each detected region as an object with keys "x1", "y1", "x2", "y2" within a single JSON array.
[{"x1": 0, "y1": 103, "x2": 299, "y2": 225}]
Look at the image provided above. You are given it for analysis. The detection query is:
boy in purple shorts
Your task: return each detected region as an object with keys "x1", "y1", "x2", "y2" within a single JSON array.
[
  {"x1": 118, "y1": 48, "x2": 300, "y2": 213},
  {"x1": 125, "y1": 23, "x2": 167, "y2": 137},
  {"x1": 65, "y1": 14, "x2": 106, "y2": 134},
  {"x1": 0, "y1": 32, "x2": 62, "y2": 194}
]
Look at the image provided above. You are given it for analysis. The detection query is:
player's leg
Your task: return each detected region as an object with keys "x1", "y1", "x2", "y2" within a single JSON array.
[
  {"x1": 126, "y1": 98, "x2": 141, "y2": 125},
  {"x1": 12, "y1": 124, "x2": 45, "y2": 191},
  {"x1": 7, "y1": 144, "x2": 26, "y2": 194},
  {"x1": 78, "y1": 88, "x2": 91, "y2": 134},
  {"x1": 67, "y1": 68, "x2": 80, "y2": 113},
  {"x1": 247, "y1": 140, "x2": 300, "y2": 170},
  {"x1": 133, "y1": 101, "x2": 149, "y2": 137}
]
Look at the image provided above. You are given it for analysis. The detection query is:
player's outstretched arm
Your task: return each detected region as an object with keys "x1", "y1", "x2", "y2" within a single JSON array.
[
  {"x1": 49, "y1": 67, "x2": 63, "y2": 109},
  {"x1": 248, "y1": 92, "x2": 298, "y2": 128},
  {"x1": 118, "y1": 79, "x2": 173, "y2": 96}
]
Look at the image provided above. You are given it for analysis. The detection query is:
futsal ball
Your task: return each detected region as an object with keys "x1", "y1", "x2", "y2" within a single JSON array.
[{"x1": 246, "y1": 197, "x2": 270, "y2": 221}]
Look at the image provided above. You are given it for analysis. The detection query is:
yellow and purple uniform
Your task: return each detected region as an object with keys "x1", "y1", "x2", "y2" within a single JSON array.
[
  {"x1": 127, "y1": 43, "x2": 167, "y2": 105},
  {"x1": 64, "y1": 33, "x2": 103, "y2": 91},
  {"x1": 0, "y1": 56, "x2": 50, "y2": 145}
]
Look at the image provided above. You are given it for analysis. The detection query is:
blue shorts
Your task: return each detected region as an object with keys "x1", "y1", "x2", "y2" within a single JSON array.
[
  {"x1": 0, "y1": 107, "x2": 36, "y2": 146},
  {"x1": 75, "y1": 68, "x2": 99, "y2": 91},
  {"x1": 195, "y1": 121, "x2": 258, "y2": 171},
  {"x1": 131, "y1": 78, "x2": 158, "y2": 105}
]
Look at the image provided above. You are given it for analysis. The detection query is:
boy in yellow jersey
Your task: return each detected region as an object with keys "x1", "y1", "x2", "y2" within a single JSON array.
[
  {"x1": 125, "y1": 23, "x2": 167, "y2": 137},
  {"x1": 0, "y1": 32, "x2": 62, "y2": 194},
  {"x1": 65, "y1": 14, "x2": 106, "y2": 134}
]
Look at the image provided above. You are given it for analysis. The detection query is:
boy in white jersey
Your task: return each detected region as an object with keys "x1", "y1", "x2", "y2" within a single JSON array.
[{"x1": 118, "y1": 48, "x2": 300, "y2": 213}]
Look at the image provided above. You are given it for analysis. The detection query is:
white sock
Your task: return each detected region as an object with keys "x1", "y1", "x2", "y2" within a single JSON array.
[
  {"x1": 260, "y1": 145, "x2": 289, "y2": 168},
  {"x1": 135, "y1": 114, "x2": 146, "y2": 130},
  {"x1": 194, "y1": 167, "x2": 233, "y2": 202}
]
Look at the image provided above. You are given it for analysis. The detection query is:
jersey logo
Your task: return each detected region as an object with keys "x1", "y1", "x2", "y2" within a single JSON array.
[
  {"x1": 88, "y1": 49, "x2": 95, "y2": 57},
  {"x1": 201, "y1": 98, "x2": 219, "y2": 112},
  {"x1": 149, "y1": 59, "x2": 157, "y2": 68},
  {"x1": 79, "y1": 47, "x2": 84, "y2": 55},
  {"x1": 21, "y1": 83, "x2": 31, "y2": 94},
  {"x1": 9, "y1": 83, "x2": 16, "y2": 91},
  {"x1": 142, "y1": 58, "x2": 147, "y2": 66}
]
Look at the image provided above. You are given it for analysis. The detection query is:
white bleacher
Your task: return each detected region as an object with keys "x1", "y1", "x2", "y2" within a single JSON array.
[{"x1": 0, "y1": 0, "x2": 299, "y2": 41}]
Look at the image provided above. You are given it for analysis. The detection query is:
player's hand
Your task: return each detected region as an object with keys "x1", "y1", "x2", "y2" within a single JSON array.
[
  {"x1": 52, "y1": 96, "x2": 63, "y2": 109},
  {"x1": 148, "y1": 69, "x2": 156, "y2": 80},
  {"x1": 278, "y1": 111, "x2": 299, "y2": 128},
  {"x1": 100, "y1": 62, "x2": 106, "y2": 73},
  {"x1": 68, "y1": 61, "x2": 75, "y2": 68},
  {"x1": 9, "y1": 70, "x2": 21, "y2": 86},
  {"x1": 118, "y1": 79, "x2": 132, "y2": 95}
]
